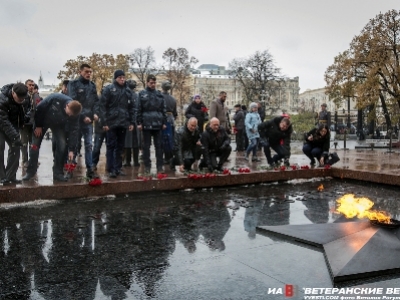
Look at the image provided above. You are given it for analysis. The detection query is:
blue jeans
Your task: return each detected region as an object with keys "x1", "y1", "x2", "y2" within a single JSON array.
[
  {"x1": 79, "y1": 123, "x2": 93, "y2": 169},
  {"x1": 302, "y1": 143, "x2": 322, "y2": 162},
  {"x1": 106, "y1": 127, "x2": 126, "y2": 173},
  {"x1": 27, "y1": 126, "x2": 67, "y2": 176},
  {"x1": 246, "y1": 138, "x2": 258, "y2": 156},
  {"x1": 92, "y1": 131, "x2": 107, "y2": 166},
  {"x1": 263, "y1": 140, "x2": 287, "y2": 164},
  {"x1": 142, "y1": 129, "x2": 163, "y2": 170}
]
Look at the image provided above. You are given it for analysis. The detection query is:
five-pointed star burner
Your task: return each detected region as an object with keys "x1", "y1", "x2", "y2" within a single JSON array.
[{"x1": 257, "y1": 220, "x2": 400, "y2": 283}]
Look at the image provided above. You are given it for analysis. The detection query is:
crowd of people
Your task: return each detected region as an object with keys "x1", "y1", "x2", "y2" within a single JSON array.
[{"x1": 0, "y1": 64, "x2": 337, "y2": 185}]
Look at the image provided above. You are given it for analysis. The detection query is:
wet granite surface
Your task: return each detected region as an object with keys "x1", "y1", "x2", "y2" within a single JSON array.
[{"x1": 1, "y1": 179, "x2": 400, "y2": 299}]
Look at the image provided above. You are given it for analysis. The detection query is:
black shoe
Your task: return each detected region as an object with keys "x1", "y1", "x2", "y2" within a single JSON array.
[
  {"x1": 310, "y1": 159, "x2": 316, "y2": 166},
  {"x1": 216, "y1": 165, "x2": 223, "y2": 172},
  {"x1": 22, "y1": 173, "x2": 35, "y2": 181},
  {"x1": 117, "y1": 171, "x2": 126, "y2": 176},
  {"x1": 1, "y1": 178, "x2": 22, "y2": 185},
  {"x1": 109, "y1": 172, "x2": 117, "y2": 178},
  {"x1": 123, "y1": 163, "x2": 131, "y2": 167},
  {"x1": 53, "y1": 174, "x2": 68, "y2": 182},
  {"x1": 86, "y1": 169, "x2": 95, "y2": 179},
  {"x1": 234, "y1": 149, "x2": 238, "y2": 152},
  {"x1": 157, "y1": 167, "x2": 165, "y2": 173}
]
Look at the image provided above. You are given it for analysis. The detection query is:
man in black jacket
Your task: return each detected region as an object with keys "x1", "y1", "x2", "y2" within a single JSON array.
[
  {"x1": 136, "y1": 75, "x2": 167, "y2": 174},
  {"x1": 99, "y1": 70, "x2": 135, "y2": 178},
  {"x1": 172, "y1": 117, "x2": 201, "y2": 172},
  {"x1": 233, "y1": 104, "x2": 245, "y2": 151},
  {"x1": 20, "y1": 79, "x2": 41, "y2": 168},
  {"x1": 67, "y1": 63, "x2": 99, "y2": 178},
  {"x1": 0, "y1": 83, "x2": 28, "y2": 185},
  {"x1": 161, "y1": 81, "x2": 177, "y2": 165},
  {"x1": 258, "y1": 116, "x2": 292, "y2": 166},
  {"x1": 200, "y1": 117, "x2": 231, "y2": 172},
  {"x1": 22, "y1": 94, "x2": 82, "y2": 182}
]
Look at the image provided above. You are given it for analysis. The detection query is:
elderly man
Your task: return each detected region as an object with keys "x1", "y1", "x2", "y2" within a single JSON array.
[
  {"x1": 172, "y1": 117, "x2": 201, "y2": 172},
  {"x1": 200, "y1": 117, "x2": 231, "y2": 172},
  {"x1": 209, "y1": 91, "x2": 231, "y2": 133}
]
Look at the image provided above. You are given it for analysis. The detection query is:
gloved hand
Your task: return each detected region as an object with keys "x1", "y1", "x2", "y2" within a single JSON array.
[
  {"x1": 208, "y1": 165, "x2": 214, "y2": 172},
  {"x1": 12, "y1": 140, "x2": 23, "y2": 147}
]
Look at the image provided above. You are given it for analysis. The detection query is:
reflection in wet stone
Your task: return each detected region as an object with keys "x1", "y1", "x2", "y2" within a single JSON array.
[{"x1": 1, "y1": 180, "x2": 400, "y2": 298}]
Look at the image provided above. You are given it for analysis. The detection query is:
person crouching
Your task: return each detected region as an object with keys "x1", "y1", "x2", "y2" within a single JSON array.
[
  {"x1": 22, "y1": 94, "x2": 82, "y2": 182},
  {"x1": 303, "y1": 124, "x2": 330, "y2": 167}
]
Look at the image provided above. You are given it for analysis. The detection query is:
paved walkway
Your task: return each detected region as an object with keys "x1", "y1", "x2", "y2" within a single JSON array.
[{"x1": 1, "y1": 139, "x2": 400, "y2": 202}]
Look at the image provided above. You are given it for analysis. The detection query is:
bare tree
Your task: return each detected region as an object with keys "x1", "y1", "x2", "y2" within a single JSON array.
[
  {"x1": 129, "y1": 47, "x2": 157, "y2": 89},
  {"x1": 162, "y1": 47, "x2": 198, "y2": 121},
  {"x1": 229, "y1": 50, "x2": 282, "y2": 108}
]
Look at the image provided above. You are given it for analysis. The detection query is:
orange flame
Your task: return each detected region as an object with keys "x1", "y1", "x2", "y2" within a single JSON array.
[
  {"x1": 317, "y1": 184, "x2": 324, "y2": 192},
  {"x1": 336, "y1": 194, "x2": 391, "y2": 223}
]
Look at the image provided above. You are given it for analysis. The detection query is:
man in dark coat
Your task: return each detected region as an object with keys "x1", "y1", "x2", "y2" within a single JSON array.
[
  {"x1": 20, "y1": 79, "x2": 41, "y2": 168},
  {"x1": 185, "y1": 94, "x2": 208, "y2": 133},
  {"x1": 99, "y1": 70, "x2": 135, "y2": 178},
  {"x1": 0, "y1": 83, "x2": 28, "y2": 184},
  {"x1": 172, "y1": 117, "x2": 202, "y2": 172},
  {"x1": 161, "y1": 81, "x2": 177, "y2": 165},
  {"x1": 233, "y1": 104, "x2": 245, "y2": 151},
  {"x1": 22, "y1": 94, "x2": 82, "y2": 182},
  {"x1": 67, "y1": 63, "x2": 99, "y2": 178},
  {"x1": 123, "y1": 79, "x2": 140, "y2": 167},
  {"x1": 136, "y1": 75, "x2": 167, "y2": 174},
  {"x1": 200, "y1": 117, "x2": 231, "y2": 172},
  {"x1": 318, "y1": 103, "x2": 331, "y2": 128},
  {"x1": 258, "y1": 116, "x2": 292, "y2": 166}
]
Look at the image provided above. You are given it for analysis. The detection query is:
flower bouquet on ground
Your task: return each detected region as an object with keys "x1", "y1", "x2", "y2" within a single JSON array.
[{"x1": 89, "y1": 178, "x2": 103, "y2": 186}]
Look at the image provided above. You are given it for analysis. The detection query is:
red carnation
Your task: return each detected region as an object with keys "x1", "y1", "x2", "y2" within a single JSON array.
[
  {"x1": 324, "y1": 164, "x2": 331, "y2": 169},
  {"x1": 201, "y1": 107, "x2": 209, "y2": 113},
  {"x1": 89, "y1": 178, "x2": 103, "y2": 186},
  {"x1": 222, "y1": 169, "x2": 231, "y2": 175}
]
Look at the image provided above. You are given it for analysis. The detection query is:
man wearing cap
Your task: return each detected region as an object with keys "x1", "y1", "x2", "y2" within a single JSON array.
[
  {"x1": 318, "y1": 103, "x2": 331, "y2": 128},
  {"x1": 99, "y1": 70, "x2": 135, "y2": 178},
  {"x1": 67, "y1": 63, "x2": 99, "y2": 178},
  {"x1": 0, "y1": 83, "x2": 28, "y2": 184},
  {"x1": 136, "y1": 74, "x2": 167, "y2": 174}
]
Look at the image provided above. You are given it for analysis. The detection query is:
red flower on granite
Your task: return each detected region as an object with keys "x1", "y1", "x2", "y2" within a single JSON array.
[
  {"x1": 324, "y1": 164, "x2": 331, "y2": 169},
  {"x1": 238, "y1": 167, "x2": 251, "y2": 173},
  {"x1": 222, "y1": 169, "x2": 231, "y2": 175},
  {"x1": 280, "y1": 166, "x2": 286, "y2": 171},
  {"x1": 157, "y1": 173, "x2": 168, "y2": 180},
  {"x1": 300, "y1": 165, "x2": 310, "y2": 170},
  {"x1": 291, "y1": 165, "x2": 297, "y2": 170},
  {"x1": 89, "y1": 178, "x2": 103, "y2": 186}
]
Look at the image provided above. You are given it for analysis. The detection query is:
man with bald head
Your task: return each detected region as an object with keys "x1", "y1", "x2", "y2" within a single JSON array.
[
  {"x1": 200, "y1": 117, "x2": 231, "y2": 172},
  {"x1": 172, "y1": 117, "x2": 202, "y2": 172}
]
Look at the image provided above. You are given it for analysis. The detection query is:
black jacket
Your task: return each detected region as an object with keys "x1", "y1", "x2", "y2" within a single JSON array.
[
  {"x1": 0, "y1": 84, "x2": 25, "y2": 143},
  {"x1": 185, "y1": 101, "x2": 208, "y2": 130},
  {"x1": 137, "y1": 87, "x2": 167, "y2": 130},
  {"x1": 99, "y1": 82, "x2": 135, "y2": 129},
  {"x1": 201, "y1": 125, "x2": 231, "y2": 165},
  {"x1": 258, "y1": 116, "x2": 293, "y2": 146},
  {"x1": 304, "y1": 128, "x2": 330, "y2": 152},
  {"x1": 67, "y1": 76, "x2": 99, "y2": 123},
  {"x1": 233, "y1": 109, "x2": 245, "y2": 130},
  {"x1": 174, "y1": 125, "x2": 201, "y2": 165},
  {"x1": 35, "y1": 93, "x2": 79, "y2": 151}
]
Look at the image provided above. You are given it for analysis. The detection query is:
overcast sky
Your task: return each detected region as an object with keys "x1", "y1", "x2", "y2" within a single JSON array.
[{"x1": 0, "y1": 0, "x2": 398, "y2": 93}]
